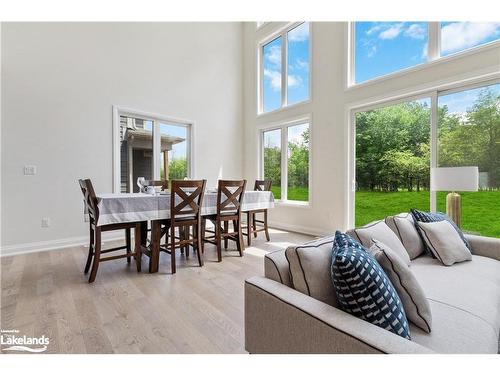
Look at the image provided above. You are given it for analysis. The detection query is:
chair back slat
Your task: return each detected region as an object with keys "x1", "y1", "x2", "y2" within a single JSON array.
[
  {"x1": 217, "y1": 180, "x2": 247, "y2": 215},
  {"x1": 254, "y1": 180, "x2": 272, "y2": 191},
  {"x1": 78, "y1": 179, "x2": 99, "y2": 223},
  {"x1": 170, "y1": 180, "x2": 206, "y2": 219}
]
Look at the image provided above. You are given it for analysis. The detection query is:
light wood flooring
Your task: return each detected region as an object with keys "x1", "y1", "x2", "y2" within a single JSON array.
[{"x1": 1, "y1": 228, "x2": 314, "y2": 354}]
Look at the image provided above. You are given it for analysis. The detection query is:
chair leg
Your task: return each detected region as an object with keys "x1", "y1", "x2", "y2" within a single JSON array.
[
  {"x1": 185, "y1": 226, "x2": 190, "y2": 258},
  {"x1": 84, "y1": 226, "x2": 94, "y2": 274},
  {"x1": 223, "y1": 221, "x2": 229, "y2": 249},
  {"x1": 89, "y1": 228, "x2": 101, "y2": 283},
  {"x1": 125, "y1": 228, "x2": 131, "y2": 264},
  {"x1": 195, "y1": 223, "x2": 203, "y2": 267},
  {"x1": 201, "y1": 219, "x2": 206, "y2": 254},
  {"x1": 264, "y1": 209, "x2": 270, "y2": 241},
  {"x1": 253, "y1": 212, "x2": 257, "y2": 238},
  {"x1": 246, "y1": 211, "x2": 252, "y2": 246},
  {"x1": 215, "y1": 220, "x2": 222, "y2": 262},
  {"x1": 135, "y1": 223, "x2": 142, "y2": 272},
  {"x1": 236, "y1": 218, "x2": 244, "y2": 257},
  {"x1": 170, "y1": 226, "x2": 176, "y2": 274}
]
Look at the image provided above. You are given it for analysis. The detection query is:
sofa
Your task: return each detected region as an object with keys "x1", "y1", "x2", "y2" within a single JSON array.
[{"x1": 245, "y1": 213, "x2": 500, "y2": 354}]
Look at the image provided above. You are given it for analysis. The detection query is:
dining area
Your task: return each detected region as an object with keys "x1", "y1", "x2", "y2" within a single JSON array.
[{"x1": 78, "y1": 178, "x2": 275, "y2": 283}]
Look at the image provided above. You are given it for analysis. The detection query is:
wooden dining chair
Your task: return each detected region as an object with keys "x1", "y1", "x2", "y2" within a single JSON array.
[
  {"x1": 159, "y1": 179, "x2": 206, "y2": 274},
  {"x1": 202, "y1": 180, "x2": 247, "y2": 261},
  {"x1": 243, "y1": 180, "x2": 272, "y2": 246},
  {"x1": 142, "y1": 179, "x2": 169, "y2": 192},
  {"x1": 78, "y1": 179, "x2": 142, "y2": 283}
]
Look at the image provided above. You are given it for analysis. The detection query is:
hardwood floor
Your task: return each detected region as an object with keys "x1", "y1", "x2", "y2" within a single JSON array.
[{"x1": 1, "y1": 228, "x2": 314, "y2": 354}]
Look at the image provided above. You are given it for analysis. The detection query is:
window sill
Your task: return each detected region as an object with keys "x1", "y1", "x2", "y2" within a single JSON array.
[{"x1": 257, "y1": 99, "x2": 312, "y2": 119}]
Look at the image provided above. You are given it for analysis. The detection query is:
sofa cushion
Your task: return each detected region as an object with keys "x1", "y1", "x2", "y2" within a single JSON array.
[
  {"x1": 369, "y1": 240, "x2": 432, "y2": 333},
  {"x1": 418, "y1": 220, "x2": 472, "y2": 266},
  {"x1": 410, "y1": 299, "x2": 498, "y2": 353},
  {"x1": 351, "y1": 221, "x2": 411, "y2": 266},
  {"x1": 331, "y1": 231, "x2": 411, "y2": 339},
  {"x1": 264, "y1": 250, "x2": 292, "y2": 287},
  {"x1": 285, "y1": 234, "x2": 338, "y2": 307},
  {"x1": 385, "y1": 213, "x2": 425, "y2": 260},
  {"x1": 410, "y1": 254, "x2": 500, "y2": 334}
]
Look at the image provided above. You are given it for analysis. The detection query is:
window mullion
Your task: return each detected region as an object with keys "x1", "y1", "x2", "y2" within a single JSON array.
[
  {"x1": 430, "y1": 91, "x2": 438, "y2": 212},
  {"x1": 282, "y1": 31, "x2": 288, "y2": 108},
  {"x1": 281, "y1": 126, "x2": 288, "y2": 201},
  {"x1": 427, "y1": 22, "x2": 440, "y2": 61},
  {"x1": 153, "y1": 120, "x2": 161, "y2": 180}
]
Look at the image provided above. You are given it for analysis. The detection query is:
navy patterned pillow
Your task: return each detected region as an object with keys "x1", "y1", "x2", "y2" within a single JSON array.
[
  {"x1": 410, "y1": 209, "x2": 471, "y2": 254},
  {"x1": 330, "y1": 231, "x2": 411, "y2": 339}
]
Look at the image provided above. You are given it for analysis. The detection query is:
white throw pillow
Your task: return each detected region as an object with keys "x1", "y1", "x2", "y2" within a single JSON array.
[
  {"x1": 385, "y1": 213, "x2": 425, "y2": 260},
  {"x1": 418, "y1": 220, "x2": 472, "y2": 266},
  {"x1": 352, "y1": 221, "x2": 411, "y2": 266}
]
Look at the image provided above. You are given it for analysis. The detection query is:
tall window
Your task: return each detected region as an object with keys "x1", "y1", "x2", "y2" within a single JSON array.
[
  {"x1": 437, "y1": 83, "x2": 500, "y2": 237},
  {"x1": 355, "y1": 99, "x2": 431, "y2": 226},
  {"x1": 115, "y1": 111, "x2": 191, "y2": 193},
  {"x1": 353, "y1": 22, "x2": 500, "y2": 84},
  {"x1": 261, "y1": 22, "x2": 310, "y2": 113},
  {"x1": 262, "y1": 121, "x2": 310, "y2": 203}
]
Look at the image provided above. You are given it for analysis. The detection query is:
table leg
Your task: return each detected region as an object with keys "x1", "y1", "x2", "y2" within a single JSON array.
[{"x1": 149, "y1": 220, "x2": 161, "y2": 273}]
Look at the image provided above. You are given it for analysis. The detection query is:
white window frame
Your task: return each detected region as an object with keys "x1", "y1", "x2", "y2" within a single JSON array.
[
  {"x1": 346, "y1": 74, "x2": 500, "y2": 228},
  {"x1": 258, "y1": 22, "x2": 312, "y2": 115},
  {"x1": 112, "y1": 106, "x2": 195, "y2": 193},
  {"x1": 348, "y1": 22, "x2": 500, "y2": 88},
  {"x1": 259, "y1": 115, "x2": 312, "y2": 206}
]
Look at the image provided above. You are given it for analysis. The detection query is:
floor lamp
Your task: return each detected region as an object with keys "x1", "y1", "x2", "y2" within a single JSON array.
[{"x1": 430, "y1": 167, "x2": 479, "y2": 228}]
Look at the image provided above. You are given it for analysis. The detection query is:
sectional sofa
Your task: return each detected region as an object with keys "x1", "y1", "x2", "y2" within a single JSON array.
[{"x1": 244, "y1": 213, "x2": 500, "y2": 354}]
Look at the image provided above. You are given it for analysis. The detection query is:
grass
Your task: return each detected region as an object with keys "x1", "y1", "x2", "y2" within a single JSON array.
[
  {"x1": 270, "y1": 186, "x2": 308, "y2": 202},
  {"x1": 356, "y1": 190, "x2": 500, "y2": 238}
]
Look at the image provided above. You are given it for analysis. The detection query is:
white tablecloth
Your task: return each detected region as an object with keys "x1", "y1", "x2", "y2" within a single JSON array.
[{"x1": 95, "y1": 191, "x2": 274, "y2": 226}]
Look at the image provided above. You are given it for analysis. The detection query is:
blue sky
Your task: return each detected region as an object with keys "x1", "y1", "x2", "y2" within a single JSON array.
[
  {"x1": 355, "y1": 22, "x2": 500, "y2": 83},
  {"x1": 438, "y1": 83, "x2": 500, "y2": 114},
  {"x1": 263, "y1": 22, "x2": 310, "y2": 112}
]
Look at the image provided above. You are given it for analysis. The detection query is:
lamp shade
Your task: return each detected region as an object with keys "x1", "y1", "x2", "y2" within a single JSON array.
[{"x1": 431, "y1": 167, "x2": 479, "y2": 192}]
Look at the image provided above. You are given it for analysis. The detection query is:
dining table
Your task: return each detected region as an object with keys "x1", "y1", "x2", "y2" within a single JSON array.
[{"x1": 94, "y1": 190, "x2": 275, "y2": 273}]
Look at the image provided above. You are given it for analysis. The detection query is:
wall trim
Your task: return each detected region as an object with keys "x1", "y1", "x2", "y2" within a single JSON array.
[
  {"x1": 268, "y1": 221, "x2": 332, "y2": 238},
  {"x1": 0, "y1": 232, "x2": 124, "y2": 257}
]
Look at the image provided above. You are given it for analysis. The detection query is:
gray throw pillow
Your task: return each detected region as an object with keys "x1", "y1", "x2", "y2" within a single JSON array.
[
  {"x1": 418, "y1": 220, "x2": 472, "y2": 266},
  {"x1": 369, "y1": 239, "x2": 432, "y2": 333},
  {"x1": 385, "y1": 213, "x2": 425, "y2": 260},
  {"x1": 352, "y1": 221, "x2": 411, "y2": 266}
]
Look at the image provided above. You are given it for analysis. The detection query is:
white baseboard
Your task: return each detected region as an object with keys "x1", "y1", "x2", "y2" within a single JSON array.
[
  {"x1": 268, "y1": 221, "x2": 332, "y2": 238},
  {"x1": 0, "y1": 232, "x2": 125, "y2": 257}
]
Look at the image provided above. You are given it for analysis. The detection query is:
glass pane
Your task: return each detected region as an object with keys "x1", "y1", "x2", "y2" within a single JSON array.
[
  {"x1": 262, "y1": 36, "x2": 282, "y2": 112},
  {"x1": 287, "y1": 123, "x2": 309, "y2": 201},
  {"x1": 287, "y1": 22, "x2": 310, "y2": 105},
  {"x1": 355, "y1": 22, "x2": 428, "y2": 83},
  {"x1": 120, "y1": 116, "x2": 154, "y2": 192},
  {"x1": 159, "y1": 123, "x2": 188, "y2": 182},
  {"x1": 263, "y1": 129, "x2": 282, "y2": 199},
  {"x1": 440, "y1": 22, "x2": 500, "y2": 56},
  {"x1": 437, "y1": 83, "x2": 500, "y2": 237},
  {"x1": 355, "y1": 99, "x2": 431, "y2": 226}
]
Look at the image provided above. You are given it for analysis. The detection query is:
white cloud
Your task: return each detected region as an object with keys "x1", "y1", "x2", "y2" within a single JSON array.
[
  {"x1": 263, "y1": 69, "x2": 281, "y2": 91},
  {"x1": 294, "y1": 58, "x2": 309, "y2": 71},
  {"x1": 288, "y1": 22, "x2": 309, "y2": 42},
  {"x1": 405, "y1": 23, "x2": 426, "y2": 40},
  {"x1": 367, "y1": 45, "x2": 377, "y2": 57},
  {"x1": 379, "y1": 23, "x2": 404, "y2": 40},
  {"x1": 366, "y1": 24, "x2": 382, "y2": 35},
  {"x1": 421, "y1": 42, "x2": 428, "y2": 59},
  {"x1": 441, "y1": 22, "x2": 500, "y2": 54},
  {"x1": 264, "y1": 44, "x2": 281, "y2": 67},
  {"x1": 287, "y1": 74, "x2": 303, "y2": 88}
]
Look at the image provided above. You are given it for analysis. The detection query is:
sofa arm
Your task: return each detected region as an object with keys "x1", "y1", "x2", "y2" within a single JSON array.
[
  {"x1": 465, "y1": 234, "x2": 500, "y2": 261},
  {"x1": 245, "y1": 276, "x2": 433, "y2": 354}
]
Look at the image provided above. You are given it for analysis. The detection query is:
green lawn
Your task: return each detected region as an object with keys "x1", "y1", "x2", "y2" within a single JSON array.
[
  {"x1": 356, "y1": 190, "x2": 500, "y2": 238},
  {"x1": 270, "y1": 186, "x2": 308, "y2": 202}
]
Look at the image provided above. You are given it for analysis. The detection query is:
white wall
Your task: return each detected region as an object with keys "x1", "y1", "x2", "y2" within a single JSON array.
[
  {"x1": 243, "y1": 22, "x2": 500, "y2": 236},
  {"x1": 1, "y1": 22, "x2": 243, "y2": 251}
]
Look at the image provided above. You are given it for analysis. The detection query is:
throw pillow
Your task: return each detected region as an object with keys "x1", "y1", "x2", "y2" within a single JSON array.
[
  {"x1": 330, "y1": 231, "x2": 411, "y2": 339},
  {"x1": 351, "y1": 221, "x2": 411, "y2": 266},
  {"x1": 369, "y1": 239, "x2": 432, "y2": 333},
  {"x1": 410, "y1": 209, "x2": 471, "y2": 253},
  {"x1": 385, "y1": 213, "x2": 425, "y2": 260},
  {"x1": 418, "y1": 220, "x2": 472, "y2": 266}
]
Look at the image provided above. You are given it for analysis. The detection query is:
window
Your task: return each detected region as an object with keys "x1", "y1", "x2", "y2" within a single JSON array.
[
  {"x1": 355, "y1": 98, "x2": 431, "y2": 226},
  {"x1": 352, "y1": 22, "x2": 500, "y2": 85},
  {"x1": 260, "y1": 22, "x2": 310, "y2": 113},
  {"x1": 437, "y1": 83, "x2": 500, "y2": 237},
  {"x1": 262, "y1": 120, "x2": 310, "y2": 203},
  {"x1": 440, "y1": 22, "x2": 500, "y2": 56},
  {"x1": 114, "y1": 109, "x2": 192, "y2": 193},
  {"x1": 354, "y1": 22, "x2": 428, "y2": 84}
]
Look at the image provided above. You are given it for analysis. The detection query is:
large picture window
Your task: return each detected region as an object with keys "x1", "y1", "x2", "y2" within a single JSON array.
[
  {"x1": 262, "y1": 120, "x2": 310, "y2": 203},
  {"x1": 352, "y1": 22, "x2": 500, "y2": 85},
  {"x1": 113, "y1": 109, "x2": 192, "y2": 193},
  {"x1": 260, "y1": 22, "x2": 310, "y2": 113}
]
